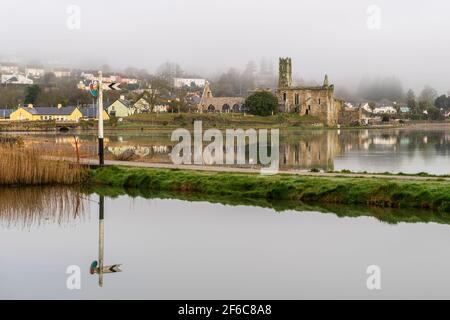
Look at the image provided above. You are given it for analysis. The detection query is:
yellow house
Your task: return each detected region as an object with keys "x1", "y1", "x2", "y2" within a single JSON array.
[{"x1": 10, "y1": 105, "x2": 83, "y2": 122}]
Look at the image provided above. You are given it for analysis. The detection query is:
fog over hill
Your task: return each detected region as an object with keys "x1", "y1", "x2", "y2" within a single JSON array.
[{"x1": 1, "y1": 0, "x2": 450, "y2": 94}]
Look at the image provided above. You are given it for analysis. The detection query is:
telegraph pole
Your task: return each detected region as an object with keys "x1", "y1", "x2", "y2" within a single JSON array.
[{"x1": 98, "y1": 71, "x2": 104, "y2": 166}]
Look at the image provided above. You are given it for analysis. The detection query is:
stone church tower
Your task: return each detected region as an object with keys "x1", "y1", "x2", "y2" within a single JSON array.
[
  {"x1": 278, "y1": 57, "x2": 292, "y2": 88},
  {"x1": 276, "y1": 57, "x2": 344, "y2": 126}
]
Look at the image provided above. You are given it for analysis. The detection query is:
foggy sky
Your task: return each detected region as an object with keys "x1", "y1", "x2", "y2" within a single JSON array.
[{"x1": 1, "y1": 0, "x2": 450, "y2": 93}]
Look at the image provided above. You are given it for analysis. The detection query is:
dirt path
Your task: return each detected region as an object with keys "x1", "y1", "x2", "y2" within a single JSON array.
[{"x1": 49, "y1": 156, "x2": 450, "y2": 182}]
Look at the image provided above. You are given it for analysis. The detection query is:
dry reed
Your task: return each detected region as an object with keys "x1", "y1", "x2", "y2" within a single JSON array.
[{"x1": 0, "y1": 144, "x2": 86, "y2": 185}]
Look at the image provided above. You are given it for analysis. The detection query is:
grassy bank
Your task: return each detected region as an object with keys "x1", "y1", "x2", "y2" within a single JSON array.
[
  {"x1": 89, "y1": 166, "x2": 450, "y2": 213},
  {"x1": 115, "y1": 113, "x2": 324, "y2": 129}
]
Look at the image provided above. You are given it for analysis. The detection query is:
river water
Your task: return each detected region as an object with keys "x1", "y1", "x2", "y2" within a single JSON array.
[
  {"x1": 13, "y1": 124, "x2": 450, "y2": 174},
  {"x1": 2, "y1": 125, "x2": 450, "y2": 299},
  {"x1": 1, "y1": 187, "x2": 450, "y2": 299}
]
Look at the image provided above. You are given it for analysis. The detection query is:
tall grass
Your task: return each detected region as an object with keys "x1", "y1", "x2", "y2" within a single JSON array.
[{"x1": 0, "y1": 143, "x2": 86, "y2": 185}]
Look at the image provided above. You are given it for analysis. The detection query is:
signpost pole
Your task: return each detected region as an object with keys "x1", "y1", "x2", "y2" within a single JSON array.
[{"x1": 98, "y1": 71, "x2": 104, "y2": 166}]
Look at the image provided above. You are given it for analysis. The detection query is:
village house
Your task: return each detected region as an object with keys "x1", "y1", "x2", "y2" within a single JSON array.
[
  {"x1": 373, "y1": 106, "x2": 397, "y2": 115},
  {"x1": 79, "y1": 105, "x2": 110, "y2": 120},
  {"x1": 133, "y1": 98, "x2": 151, "y2": 114},
  {"x1": 9, "y1": 104, "x2": 83, "y2": 122},
  {"x1": 154, "y1": 104, "x2": 170, "y2": 113},
  {"x1": 0, "y1": 109, "x2": 14, "y2": 121},
  {"x1": 173, "y1": 78, "x2": 206, "y2": 88},
  {"x1": 53, "y1": 69, "x2": 72, "y2": 78},
  {"x1": 1, "y1": 74, "x2": 33, "y2": 85},
  {"x1": 107, "y1": 96, "x2": 135, "y2": 117},
  {"x1": 400, "y1": 106, "x2": 411, "y2": 114},
  {"x1": 0, "y1": 63, "x2": 19, "y2": 74},
  {"x1": 25, "y1": 67, "x2": 45, "y2": 78}
]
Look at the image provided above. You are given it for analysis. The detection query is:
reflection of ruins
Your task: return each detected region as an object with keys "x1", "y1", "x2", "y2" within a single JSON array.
[
  {"x1": 280, "y1": 131, "x2": 341, "y2": 171},
  {"x1": 16, "y1": 128, "x2": 450, "y2": 172},
  {"x1": 107, "y1": 145, "x2": 171, "y2": 158}
]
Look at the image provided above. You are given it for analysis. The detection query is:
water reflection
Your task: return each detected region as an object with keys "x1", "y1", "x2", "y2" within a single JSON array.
[
  {"x1": 0, "y1": 187, "x2": 87, "y2": 229},
  {"x1": 11, "y1": 126, "x2": 450, "y2": 174},
  {"x1": 90, "y1": 195, "x2": 123, "y2": 287},
  {"x1": 2, "y1": 186, "x2": 450, "y2": 299}
]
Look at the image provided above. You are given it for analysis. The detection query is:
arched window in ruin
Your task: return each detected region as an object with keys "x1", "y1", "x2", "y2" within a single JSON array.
[
  {"x1": 207, "y1": 105, "x2": 216, "y2": 113},
  {"x1": 222, "y1": 104, "x2": 230, "y2": 113},
  {"x1": 232, "y1": 104, "x2": 241, "y2": 113}
]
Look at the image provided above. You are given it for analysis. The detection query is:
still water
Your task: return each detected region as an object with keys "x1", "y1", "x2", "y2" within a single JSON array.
[
  {"x1": 1, "y1": 187, "x2": 450, "y2": 299},
  {"x1": 15, "y1": 124, "x2": 450, "y2": 174}
]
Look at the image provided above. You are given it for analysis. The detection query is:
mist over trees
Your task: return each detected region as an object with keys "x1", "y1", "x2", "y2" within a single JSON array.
[
  {"x1": 357, "y1": 76, "x2": 405, "y2": 102},
  {"x1": 210, "y1": 60, "x2": 276, "y2": 97}
]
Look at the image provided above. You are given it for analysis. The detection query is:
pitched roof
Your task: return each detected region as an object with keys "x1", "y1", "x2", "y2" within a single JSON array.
[
  {"x1": 79, "y1": 106, "x2": 98, "y2": 118},
  {"x1": 0, "y1": 109, "x2": 14, "y2": 118},
  {"x1": 22, "y1": 106, "x2": 78, "y2": 115},
  {"x1": 110, "y1": 99, "x2": 132, "y2": 108}
]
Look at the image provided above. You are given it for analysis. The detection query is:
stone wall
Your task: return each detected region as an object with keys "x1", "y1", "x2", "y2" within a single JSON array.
[
  {"x1": 277, "y1": 86, "x2": 340, "y2": 126},
  {"x1": 338, "y1": 108, "x2": 362, "y2": 126}
]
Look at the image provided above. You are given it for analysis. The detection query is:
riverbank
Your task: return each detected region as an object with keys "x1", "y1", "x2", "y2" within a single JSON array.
[
  {"x1": 88, "y1": 166, "x2": 450, "y2": 213},
  {"x1": 0, "y1": 112, "x2": 422, "y2": 131}
]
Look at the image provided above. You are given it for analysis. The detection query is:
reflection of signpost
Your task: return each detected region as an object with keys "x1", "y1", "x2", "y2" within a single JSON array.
[{"x1": 91, "y1": 195, "x2": 122, "y2": 287}]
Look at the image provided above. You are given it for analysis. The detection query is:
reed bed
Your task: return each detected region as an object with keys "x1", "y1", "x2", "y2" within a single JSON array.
[
  {"x1": 0, "y1": 135, "x2": 24, "y2": 147},
  {"x1": 0, "y1": 143, "x2": 86, "y2": 185},
  {"x1": 0, "y1": 187, "x2": 88, "y2": 229}
]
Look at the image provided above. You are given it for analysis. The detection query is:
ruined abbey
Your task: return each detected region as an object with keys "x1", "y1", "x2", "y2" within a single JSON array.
[
  {"x1": 276, "y1": 57, "x2": 344, "y2": 126},
  {"x1": 198, "y1": 57, "x2": 348, "y2": 126}
]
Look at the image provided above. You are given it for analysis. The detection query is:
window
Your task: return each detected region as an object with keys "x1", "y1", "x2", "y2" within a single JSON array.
[
  {"x1": 295, "y1": 93, "x2": 299, "y2": 105},
  {"x1": 318, "y1": 98, "x2": 321, "y2": 105},
  {"x1": 283, "y1": 92, "x2": 287, "y2": 101}
]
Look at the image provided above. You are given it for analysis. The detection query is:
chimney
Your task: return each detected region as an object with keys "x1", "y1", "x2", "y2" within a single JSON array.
[
  {"x1": 57, "y1": 103, "x2": 62, "y2": 109},
  {"x1": 28, "y1": 104, "x2": 33, "y2": 109}
]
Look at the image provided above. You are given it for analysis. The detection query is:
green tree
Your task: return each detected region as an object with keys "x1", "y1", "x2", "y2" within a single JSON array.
[
  {"x1": 419, "y1": 85, "x2": 438, "y2": 105},
  {"x1": 435, "y1": 95, "x2": 449, "y2": 110},
  {"x1": 245, "y1": 91, "x2": 278, "y2": 116},
  {"x1": 426, "y1": 106, "x2": 444, "y2": 120},
  {"x1": 406, "y1": 89, "x2": 418, "y2": 114},
  {"x1": 24, "y1": 85, "x2": 41, "y2": 104}
]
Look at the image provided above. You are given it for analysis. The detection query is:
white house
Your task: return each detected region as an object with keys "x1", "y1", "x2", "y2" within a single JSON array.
[
  {"x1": 25, "y1": 68, "x2": 45, "y2": 78},
  {"x1": 133, "y1": 98, "x2": 151, "y2": 113},
  {"x1": 373, "y1": 106, "x2": 397, "y2": 115},
  {"x1": 0, "y1": 64, "x2": 19, "y2": 74},
  {"x1": 173, "y1": 78, "x2": 206, "y2": 88},
  {"x1": 154, "y1": 104, "x2": 169, "y2": 113},
  {"x1": 1, "y1": 74, "x2": 33, "y2": 85},
  {"x1": 360, "y1": 103, "x2": 372, "y2": 113},
  {"x1": 53, "y1": 69, "x2": 72, "y2": 78}
]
